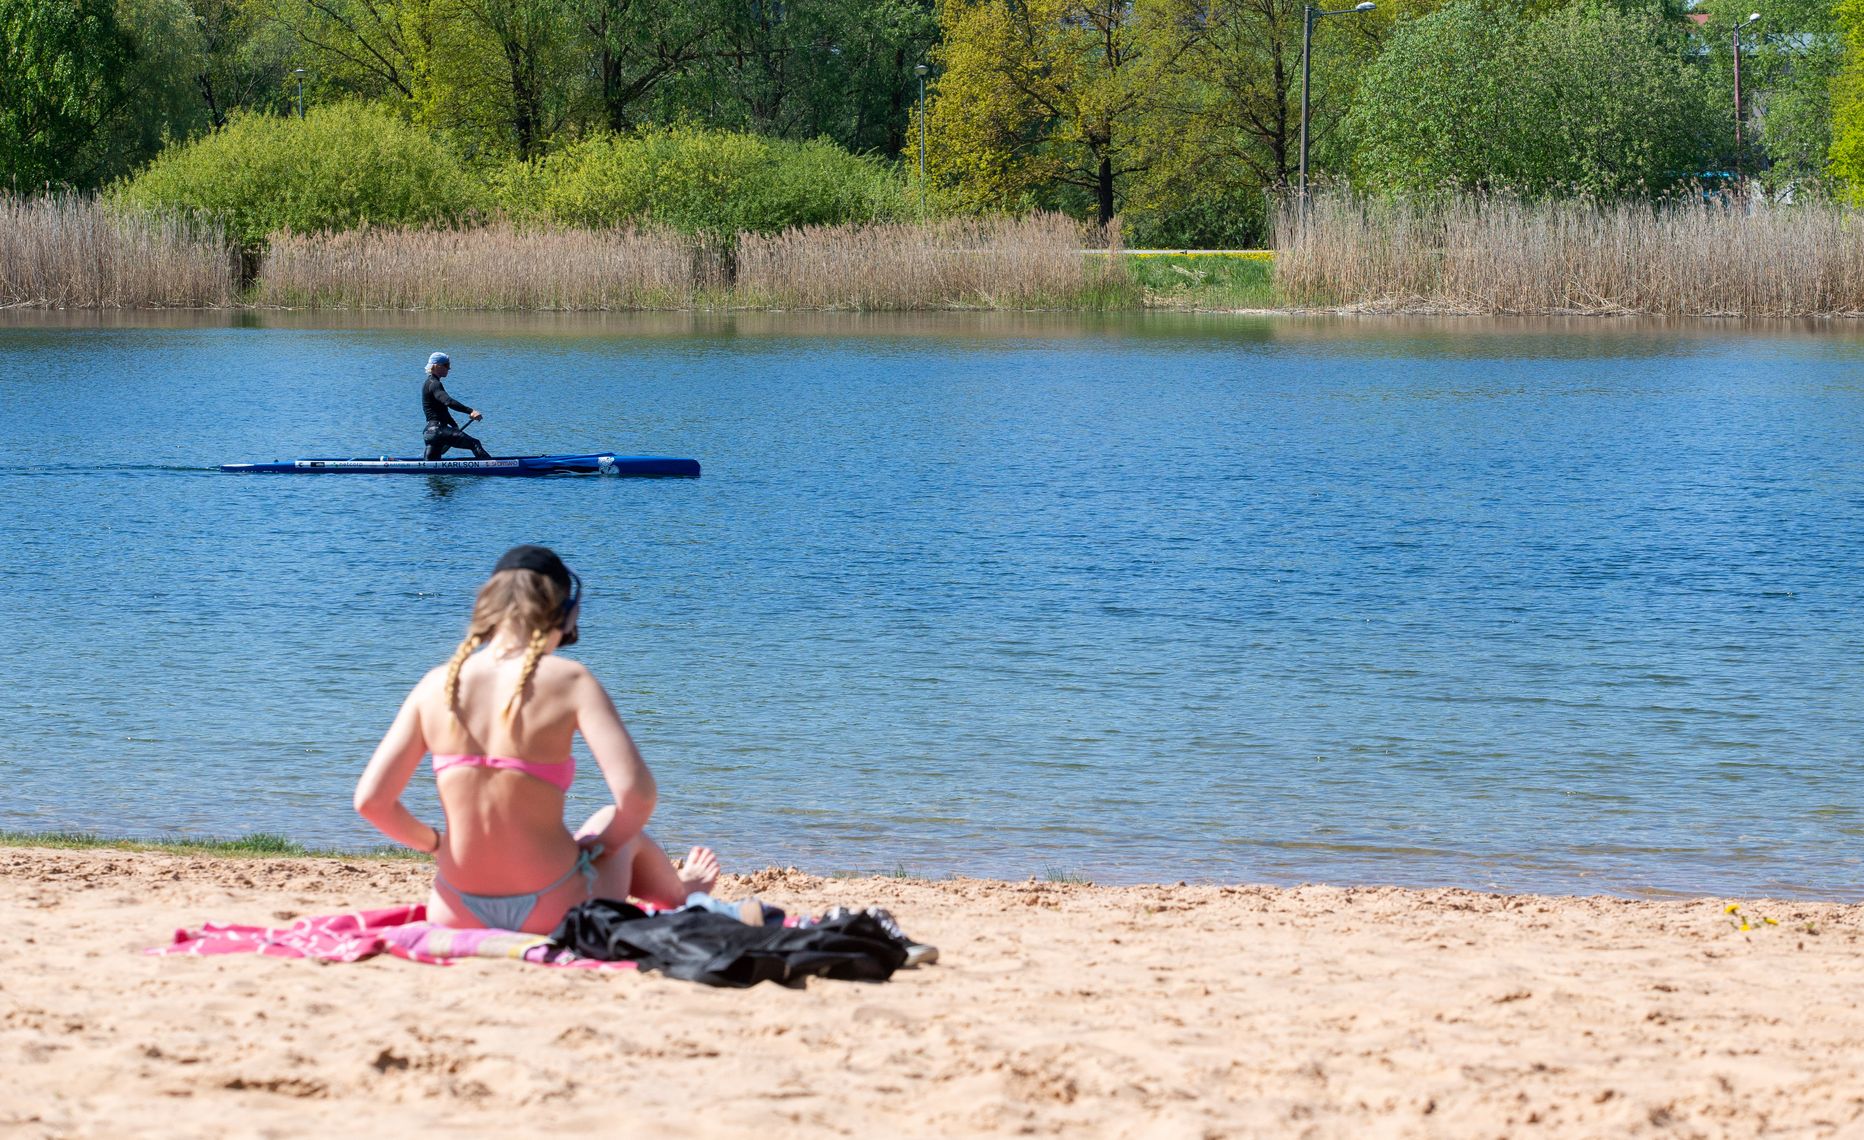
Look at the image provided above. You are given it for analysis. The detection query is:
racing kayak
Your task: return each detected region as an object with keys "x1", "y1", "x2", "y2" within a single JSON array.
[{"x1": 219, "y1": 454, "x2": 700, "y2": 477}]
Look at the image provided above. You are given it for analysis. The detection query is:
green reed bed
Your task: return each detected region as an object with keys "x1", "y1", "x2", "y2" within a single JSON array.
[
  {"x1": 0, "y1": 829, "x2": 425, "y2": 860},
  {"x1": 0, "y1": 194, "x2": 236, "y2": 308},
  {"x1": 1277, "y1": 192, "x2": 1864, "y2": 316}
]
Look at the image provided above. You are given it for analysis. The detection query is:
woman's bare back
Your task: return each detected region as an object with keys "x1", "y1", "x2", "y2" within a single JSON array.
[{"x1": 419, "y1": 649, "x2": 590, "y2": 760}]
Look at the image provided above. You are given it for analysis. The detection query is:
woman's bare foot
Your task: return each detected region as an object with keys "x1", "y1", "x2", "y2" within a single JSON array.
[{"x1": 677, "y1": 846, "x2": 720, "y2": 894}]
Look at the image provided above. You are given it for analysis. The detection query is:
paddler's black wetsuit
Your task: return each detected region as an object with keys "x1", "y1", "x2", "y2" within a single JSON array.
[{"x1": 422, "y1": 373, "x2": 491, "y2": 460}]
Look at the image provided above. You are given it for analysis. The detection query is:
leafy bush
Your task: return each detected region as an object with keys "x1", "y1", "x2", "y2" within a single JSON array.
[
  {"x1": 494, "y1": 125, "x2": 912, "y2": 237},
  {"x1": 1345, "y1": 0, "x2": 1720, "y2": 199},
  {"x1": 115, "y1": 102, "x2": 486, "y2": 243}
]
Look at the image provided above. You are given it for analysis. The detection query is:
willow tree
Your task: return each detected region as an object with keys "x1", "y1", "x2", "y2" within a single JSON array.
[
  {"x1": 920, "y1": 0, "x2": 1195, "y2": 225},
  {"x1": 276, "y1": 0, "x2": 440, "y2": 105},
  {"x1": 0, "y1": 0, "x2": 132, "y2": 188}
]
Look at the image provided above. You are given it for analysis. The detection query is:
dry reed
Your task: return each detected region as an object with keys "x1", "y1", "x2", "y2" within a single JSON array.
[
  {"x1": 256, "y1": 222, "x2": 698, "y2": 309},
  {"x1": 733, "y1": 212, "x2": 1123, "y2": 309},
  {"x1": 11, "y1": 207, "x2": 1129, "y2": 311},
  {"x1": 255, "y1": 213, "x2": 1120, "y2": 310},
  {"x1": 1276, "y1": 193, "x2": 1864, "y2": 317},
  {"x1": 0, "y1": 194, "x2": 235, "y2": 308}
]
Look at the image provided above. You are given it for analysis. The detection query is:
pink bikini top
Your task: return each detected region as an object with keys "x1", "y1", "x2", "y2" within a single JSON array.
[{"x1": 432, "y1": 753, "x2": 575, "y2": 792}]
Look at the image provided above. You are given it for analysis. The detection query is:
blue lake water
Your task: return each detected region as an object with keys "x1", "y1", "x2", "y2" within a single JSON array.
[{"x1": 3, "y1": 310, "x2": 1862, "y2": 898}]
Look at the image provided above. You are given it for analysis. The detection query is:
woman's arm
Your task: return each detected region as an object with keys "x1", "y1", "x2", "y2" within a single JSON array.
[
  {"x1": 354, "y1": 681, "x2": 441, "y2": 853},
  {"x1": 575, "y1": 666, "x2": 658, "y2": 847}
]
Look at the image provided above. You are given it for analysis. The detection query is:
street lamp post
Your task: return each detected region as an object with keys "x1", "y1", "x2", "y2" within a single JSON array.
[
  {"x1": 293, "y1": 69, "x2": 306, "y2": 119},
  {"x1": 1298, "y1": 1, "x2": 1375, "y2": 218},
  {"x1": 1732, "y1": 12, "x2": 1759, "y2": 184},
  {"x1": 915, "y1": 63, "x2": 929, "y2": 216}
]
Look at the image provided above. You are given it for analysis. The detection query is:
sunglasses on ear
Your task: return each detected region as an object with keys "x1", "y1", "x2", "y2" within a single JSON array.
[
  {"x1": 559, "y1": 571, "x2": 583, "y2": 646},
  {"x1": 563, "y1": 570, "x2": 582, "y2": 622}
]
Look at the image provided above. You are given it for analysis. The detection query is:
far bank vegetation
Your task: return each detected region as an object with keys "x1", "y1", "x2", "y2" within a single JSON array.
[
  {"x1": 11, "y1": 0, "x2": 1864, "y2": 316},
  {"x1": 2, "y1": 192, "x2": 1130, "y2": 312},
  {"x1": 17, "y1": 187, "x2": 1864, "y2": 316}
]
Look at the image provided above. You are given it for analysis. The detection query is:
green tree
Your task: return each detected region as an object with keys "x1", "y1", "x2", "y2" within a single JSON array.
[
  {"x1": 431, "y1": 0, "x2": 581, "y2": 158},
  {"x1": 803, "y1": 0, "x2": 937, "y2": 155},
  {"x1": 105, "y1": 0, "x2": 297, "y2": 177},
  {"x1": 577, "y1": 0, "x2": 721, "y2": 133},
  {"x1": 178, "y1": 0, "x2": 296, "y2": 128},
  {"x1": 1117, "y1": 0, "x2": 1412, "y2": 245},
  {"x1": 645, "y1": 0, "x2": 935, "y2": 155},
  {"x1": 1824, "y1": 0, "x2": 1864, "y2": 197},
  {"x1": 1, "y1": 0, "x2": 134, "y2": 188},
  {"x1": 1177, "y1": 0, "x2": 1403, "y2": 192},
  {"x1": 1694, "y1": 0, "x2": 1842, "y2": 194},
  {"x1": 921, "y1": 0, "x2": 1194, "y2": 225},
  {"x1": 275, "y1": 0, "x2": 579, "y2": 159},
  {"x1": 107, "y1": 0, "x2": 211, "y2": 170},
  {"x1": 1346, "y1": 0, "x2": 1720, "y2": 197},
  {"x1": 277, "y1": 0, "x2": 439, "y2": 103}
]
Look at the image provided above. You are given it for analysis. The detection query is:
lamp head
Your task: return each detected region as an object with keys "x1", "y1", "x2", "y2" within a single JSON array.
[
  {"x1": 1355, "y1": 3, "x2": 1375, "y2": 10},
  {"x1": 915, "y1": 63, "x2": 928, "y2": 76},
  {"x1": 1743, "y1": 11, "x2": 1760, "y2": 23}
]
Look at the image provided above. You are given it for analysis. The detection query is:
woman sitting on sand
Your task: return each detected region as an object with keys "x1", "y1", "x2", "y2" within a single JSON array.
[{"x1": 353, "y1": 544, "x2": 718, "y2": 933}]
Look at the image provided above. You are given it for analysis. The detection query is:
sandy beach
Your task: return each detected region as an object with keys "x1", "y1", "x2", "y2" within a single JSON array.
[{"x1": 3, "y1": 846, "x2": 1862, "y2": 1138}]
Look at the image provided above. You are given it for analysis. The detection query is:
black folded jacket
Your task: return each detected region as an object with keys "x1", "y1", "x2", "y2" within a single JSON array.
[{"x1": 548, "y1": 899, "x2": 911, "y2": 988}]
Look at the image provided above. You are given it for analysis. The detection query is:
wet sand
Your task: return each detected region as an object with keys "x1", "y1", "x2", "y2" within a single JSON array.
[{"x1": 3, "y1": 845, "x2": 1862, "y2": 1138}]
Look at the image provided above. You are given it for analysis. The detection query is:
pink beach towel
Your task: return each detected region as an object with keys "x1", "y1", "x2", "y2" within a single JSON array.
[{"x1": 152, "y1": 905, "x2": 634, "y2": 970}]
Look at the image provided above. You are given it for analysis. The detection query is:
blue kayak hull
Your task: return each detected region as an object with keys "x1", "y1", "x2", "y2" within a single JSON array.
[{"x1": 219, "y1": 454, "x2": 699, "y2": 477}]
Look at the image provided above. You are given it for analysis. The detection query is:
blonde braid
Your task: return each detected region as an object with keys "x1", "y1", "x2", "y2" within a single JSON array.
[
  {"x1": 501, "y1": 627, "x2": 549, "y2": 723},
  {"x1": 443, "y1": 632, "x2": 485, "y2": 723}
]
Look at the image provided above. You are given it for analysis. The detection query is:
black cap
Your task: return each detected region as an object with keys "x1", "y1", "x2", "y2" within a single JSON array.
[{"x1": 493, "y1": 544, "x2": 572, "y2": 593}]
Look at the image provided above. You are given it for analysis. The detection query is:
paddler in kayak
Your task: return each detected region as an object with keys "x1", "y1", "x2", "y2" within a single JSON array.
[{"x1": 422, "y1": 351, "x2": 492, "y2": 460}]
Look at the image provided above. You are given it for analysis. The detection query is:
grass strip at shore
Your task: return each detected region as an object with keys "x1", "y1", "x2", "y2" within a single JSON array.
[
  {"x1": 0, "y1": 829, "x2": 425, "y2": 861},
  {"x1": 1119, "y1": 252, "x2": 1280, "y2": 309}
]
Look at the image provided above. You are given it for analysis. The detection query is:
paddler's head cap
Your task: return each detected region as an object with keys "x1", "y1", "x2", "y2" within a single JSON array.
[{"x1": 428, "y1": 351, "x2": 450, "y2": 367}]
